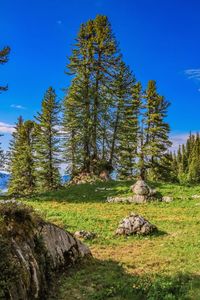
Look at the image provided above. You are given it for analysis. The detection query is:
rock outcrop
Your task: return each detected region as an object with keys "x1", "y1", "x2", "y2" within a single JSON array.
[
  {"x1": 116, "y1": 212, "x2": 157, "y2": 236},
  {"x1": 107, "y1": 180, "x2": 158, "y2": 203},
  {"x1": 0, "y1": 201, "x2": 91, "y2": 300}
]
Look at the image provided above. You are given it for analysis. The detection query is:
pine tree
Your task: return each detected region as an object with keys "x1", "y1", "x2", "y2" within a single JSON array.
[
  {"x1": 143, "y1": 80, "x2": 172, "y2": 180},
  {"x1": 63, "y1": 15, "x2": 120, "y2": 177},
  {"x1": 90, "y1": 15, "x2": 119, "y2": 168},
  {"x1": 8, "y1": 118, "x2": 36, "y2": 195},
  {"x1": 111, "y1": 62, "x2": 141, "y2": 178},
  {"x1": 171, "y1": 133, "x2": 200, "y2": 184},
  {"x1": 35, "y1": 87, "x2": 61, "y2": 191},
  {"x1": 187, "y1": 133, "x2": 200, "y2": 183},
  {"x1": 0, "y1": 46, "x2": 10, "y2": 92},
  {"x1": 62, "y1": 78, "x2": 85, "y2": 177}
]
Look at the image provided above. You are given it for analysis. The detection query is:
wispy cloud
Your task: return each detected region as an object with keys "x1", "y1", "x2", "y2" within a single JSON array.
[
  {"x1": 184, "y1": 69, "x2": 200, "y2": 81},
  {"x1": 10, "y1": 104, "x2": 26, "y2": 109},
  {"x1": 0, "y1": 122, "x2": 15, "y2": 134},
  {"x1": 170, "y1": 132, "x2": 190, "y2": 152}
]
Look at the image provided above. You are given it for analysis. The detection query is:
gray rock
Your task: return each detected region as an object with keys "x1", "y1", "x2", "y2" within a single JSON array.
[
  {"x1": 131, "y1": 180, "x2": 151, "y2": 195},
  {"x1": 107, "y1": 180, "x2": 159, "y2": 204},
  {"x1": 116, "y1": 212, "x2": 157, "y2": 236},
  {"x1": 74, "y1": 230, "x2": 96, "y2": 240},
  {"x1": 107, "y1": 194, "x2": 153, "y2": 203},
  {"x1": 162, "y1": 196, "x2": 173, "y2": 202},
  {"x1": 107, "y1": 196, "x2": 133, "y2": 203},
  {"x1": 0, "y1": 202, "x2": 91, "y2": 300}
]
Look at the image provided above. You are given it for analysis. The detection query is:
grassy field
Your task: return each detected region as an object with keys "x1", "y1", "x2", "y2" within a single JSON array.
[{"x1": 24, "y1": 180, "x2": 200, "y2": 299}]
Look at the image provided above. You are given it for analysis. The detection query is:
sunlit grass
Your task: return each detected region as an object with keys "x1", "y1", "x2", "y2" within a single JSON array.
[{"x1": 24, "y1": 180, "x2": 200, "y2": 299}]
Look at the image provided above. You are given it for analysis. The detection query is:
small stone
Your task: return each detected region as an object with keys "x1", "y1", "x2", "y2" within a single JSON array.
[
  {"x1": 191, "y1": 195, "x2": 200, "y2": 199},
  {"x1": 106, "y1": 196, "x2": 133, "y2": 203},
  {"x1": 162, "y1": 196, "x2": 173, "y2": 202},
  {"x1": 74, "y1": 230, "x2": 96, "y2": 240},
  {"x1": 116, "y1": 212, "x2": 157, "y2": 236}
]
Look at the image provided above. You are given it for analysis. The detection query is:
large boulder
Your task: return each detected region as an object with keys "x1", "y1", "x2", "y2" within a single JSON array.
[
  {"x1": 116, "y1": 212, "x2": 157, "y2": 236},
  {"x1": 132, "y1": 180, "x2": 152, "y2": 195},
  {"x1": 0, "y1": 201, "x2": 91, "y2": 300}
]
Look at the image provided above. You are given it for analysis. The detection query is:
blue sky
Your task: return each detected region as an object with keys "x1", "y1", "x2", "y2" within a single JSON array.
[{"x1": 1, "y1": 0, "x2": 200, "y2": 150}]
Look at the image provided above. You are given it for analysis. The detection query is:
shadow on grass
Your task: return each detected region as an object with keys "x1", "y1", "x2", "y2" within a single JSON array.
[
  {"x1": 27, "y1": 180, "x2": 134, "y2": 203},
  {"x1": 49, "y1": 258, "x2": 199, "y2": 300},
  {"x1": 15, "y1": 180, "x2": 200, "y2": 204}
]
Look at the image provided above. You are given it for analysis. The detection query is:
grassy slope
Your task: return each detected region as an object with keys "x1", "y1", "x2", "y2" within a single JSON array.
[{"x1": 25, "y1": 181, "x2": 200, "y2": 299}]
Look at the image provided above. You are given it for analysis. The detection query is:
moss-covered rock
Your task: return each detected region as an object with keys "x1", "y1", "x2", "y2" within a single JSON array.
[{"x1": 0, "y1": 200, "x2": 91, "y2": 300}]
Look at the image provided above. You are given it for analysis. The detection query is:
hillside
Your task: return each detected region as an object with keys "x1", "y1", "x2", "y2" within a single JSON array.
[{"x1": 23, "y1": 180, "x2": 200, "y2": 300}]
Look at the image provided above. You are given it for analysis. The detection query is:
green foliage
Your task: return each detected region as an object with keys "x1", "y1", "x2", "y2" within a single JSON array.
[
  {"x1": 63, "y1": 17, "x2": 172, "y2": 180},
  {"x1": 63, "y1": 15, "x2": 120, "y2": 175},
  {"x1": 35, "y1": 87, "x2": 61, "y2": 191},
  {"x1": 0, "y1": 237, "x2": 19, "y2": 299},
  {"x1": 173, "y1": 133, "x2": 200, "y2": 184},
  {"x1": 113, "y1": 63, "x2": 140, "y2": 179},
  {"x1": 142, "y1": 80, "x2": 172, "y2": 180},
  {"x1": 0, "y1": 46, "x2": 10, "y2": 92},
  {"x1": 8, "y1": 118, "x2": 37, "y2": 195}
]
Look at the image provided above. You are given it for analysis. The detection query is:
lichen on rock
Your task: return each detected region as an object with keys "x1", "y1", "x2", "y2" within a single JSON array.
[
  {"x1": 0, "y1": 201, "x2": 91, "y2": 300},
  {"x1": 116, "y1": 212, "x2": 158, "y2": 236}
]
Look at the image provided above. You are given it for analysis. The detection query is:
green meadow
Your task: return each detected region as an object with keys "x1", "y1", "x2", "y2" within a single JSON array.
[{"x1": 22, "y1": 180, "x2": 200, "y2": 299}]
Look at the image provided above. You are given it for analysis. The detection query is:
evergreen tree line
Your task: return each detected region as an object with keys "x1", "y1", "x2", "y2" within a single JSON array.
[
  {"x1": 171, "y1": 133, "x2": 200, "y2": 184},
  {"x1": 1, "y1": 15, "x2": 174, "y2": 195}
]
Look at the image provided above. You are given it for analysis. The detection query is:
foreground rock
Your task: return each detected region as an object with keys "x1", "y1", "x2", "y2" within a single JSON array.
[
  {"x1": 0, "y1": 201, "x2": 91, "y2": 300},
  {"x1": 116, "y1": 212, "x2": 157, "y2": 235}
]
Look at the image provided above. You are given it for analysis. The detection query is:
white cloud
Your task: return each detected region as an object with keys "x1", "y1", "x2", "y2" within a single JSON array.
[
  {"x1": 10, "y1": 104, "x2": 26, "y2": 109},
  {"x1": 170, "y1": 132, "x2": 190, "y2": 152},
  {"x1": 0, "y1": 122, "x2": 15, "y2": 134},
  {"x1": 184, "y1": 69, "x2": 200, "y2": 81}
]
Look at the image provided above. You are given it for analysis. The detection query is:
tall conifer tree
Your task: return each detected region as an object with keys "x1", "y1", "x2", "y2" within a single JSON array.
[
  {"x1": 8, "y1": 118, "x2": 36, "y2": 195},
  {"x1": 63, "y1": 15, "x2": 120, "y2": 176},
  {"x1": 35, "y1": 87, "x2": 61, "y2": 190},
  {"x1": 143, "y1": 80, "x2": 171, "y2": 179}
]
